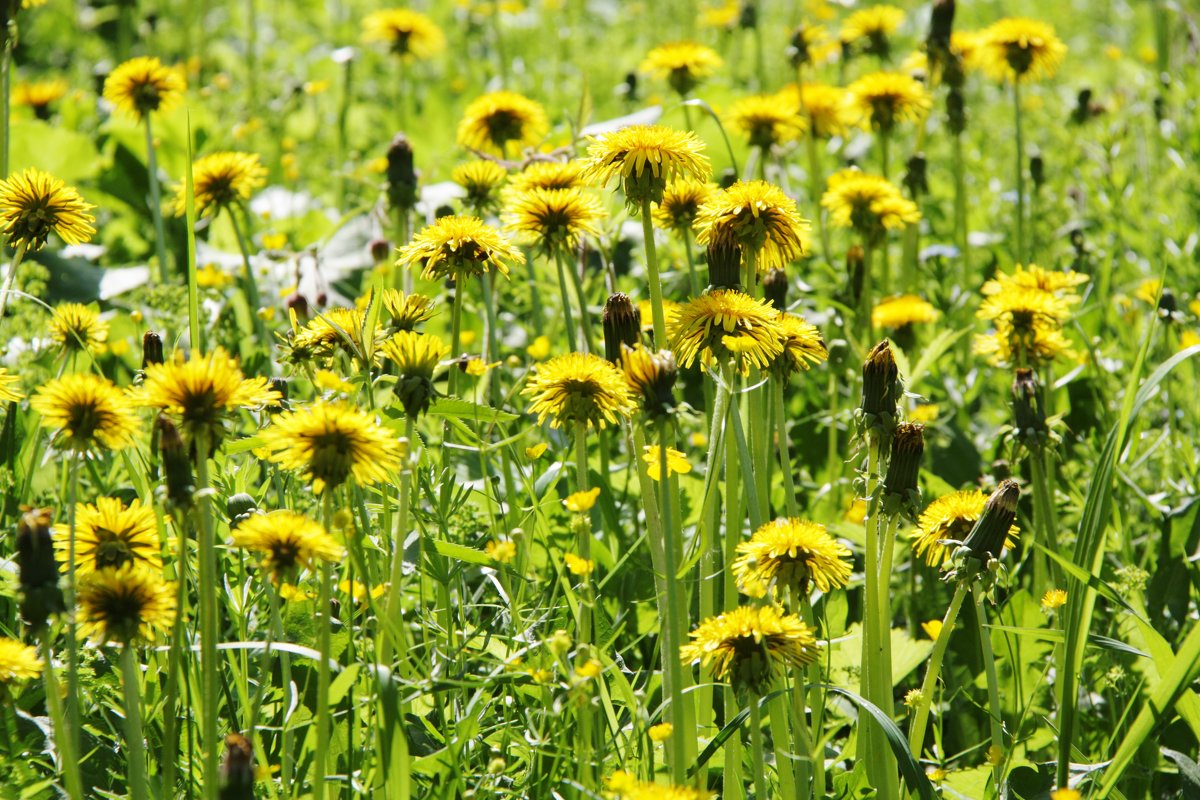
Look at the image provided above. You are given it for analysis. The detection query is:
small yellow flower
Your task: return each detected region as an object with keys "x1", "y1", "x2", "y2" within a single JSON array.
[
  {"x1": 873, "y1": 295, "x2": 939, "y2": 329},
  {"x1": 546, "y1": 628, "x2": 573, "y2": 656},
  {"x1": 362, "y1": 8, "x2": 446, "y2": 59},
  {"x1": 575, "y1": 658, "x2": 602, "y2": 679},
  {"x1": 564, "y1": 487, "x2": 601, "y2": 513},
  {"x1": 314, "y1": 370, "x2": 355, "y2": 394},
  {"x1": 642, "y1": 445, "x2": 691, "y2": 481},
  {"x1": 464, "y1": 358, "x2": 499, "y2": 377},
  {"x1": 103, "y1": 56, "x2": 186, "y2": 120},
  {"x1": 196, "y1": 263, "x2": 234, "y2": 289},
  {"x1": 485, "y1": 538, "x2": 517, "y2": 563},
  {"x1": 648, "y1": 722, "x2": 674, "y2": 742},
  {"x1": 525, "y1": 442, "x2": 549, "y2": 460},
  {"x1": 979, "y1": 18, "x2": 1068, "y2": 84},
  {"x1": 1180, "y1": 330, "x2": 1200, "y2": 352},
  {"x1": 927, "y1": 766, "x2": 949, "y2": 783},
  {"x1": 564, "y1": 552, "x2": 595, "y2": 576},
  {"x1": 339, "y1": 579, "x2": 388, "y2": 603},
  {"x1": 1050, "y1": 790, "x2": 1081, "y2": 800},
  {"x1": 1041, "y1": 589, "x2": 1068, "y2": 611},
  {"x1": 639, "y1": 41, "x2": 723, "y2": 96},
  {"x1": 49, "y1": 303, "x2": 108, "y2": 354},
  {"x1": 688, "y1": 432, "x2": 707, "y2": 448},
  {"x1": 903, "y1": 688, "x2": 924, "y2": 707},
  {"x1": 909, "y1": 404, "x2": 939, "y2": 424},
  {"x1": 530, "y1": 667, "x2": 553, "y2": 683},
  {"x1": 526, "y1": 335, "x2": 552, "y2": 360},
  {"x1": 13, "y1": 78, "x2": 69, "y2": 115},
  {"x1": 1134, "y1": 278, "x2": 1162, "y2": 306},
  {"x1": 986, "y1": 744, "x2": 1004, "y2": 766},
  {"x1": 278, "y1": 583, "x2": 315, "y2": 602},
  {"x1": 844, "y1": 498, "x2": 867, "y2": 524},
  {"x1": 921, "y1": 619, "x2": 943, "y2": 640},
  {"x1": 0, "y1": 637, "x2": 44, "y2": 686},
  {"x1": 261, "y1": 232, "x2": 288, "y2": 251}
]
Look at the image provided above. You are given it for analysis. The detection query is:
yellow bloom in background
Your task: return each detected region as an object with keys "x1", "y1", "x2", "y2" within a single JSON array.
[
  {"x1": 485, "y1": 538, "x2": 517, "y2": 563},
  {"x1": 575, "y1": 657, "x2": 602, "y2": 678},
  {"x1": 974, "y1": 319, "x2": 1074, "y2": 368},
  {"x1": 822, "y1": 168, "x2": 919, "y2": 242},
  {"x1": 912, "y1": 489, "x2": 1018, "y2": 568},
  {"x1": 398, "y1": 215, "x2": 525, "y2": 281},
  {"x1": 699, "y1": 0, "x2": 738, "y2": 31},
  {"x1": 452, "y1": 159, "x2": 509, "y2": 212},
  {"x1": 642, "y1": 445, "x2": 691, "y2": 481},
  {"x1": 648, "y1": 722, "x2": 674, "y2": 742},
  {"x1": 639, "y1": 41, "x2": 723, "y2": 96},
  {"x1": 1050, "y1": 789, "x2": 1081, "y2": 800},
  {"x1": 694, "y1": 180, "x2": 809, "y2": 273},
  {"x1": 582, "y1": 124, "x2": 711, "y2": 207},
  {"x1": 1180, "y1": 330, "x2": 1200, "y2": 352},
  {"x1": 278, "y1": 583, "x2": 315, "y2": 602},
  {"x1": 231, "y1": 510, "x2": 345, "y2": 582},
  {"x1": 134, "y1": 348, "x2": 279, "y2": 444},
  {"x1": 1041, "y1": 588, "x2": 1068, "y2": 611},
  {"x1": 260, "y1": 401, "x2": 404, "y2": 493},
  {"x1": 777, "y1": 82, "x2": 854, "y2": 139},
  {"x1": 638, "y1": 298, "x2": 680, "y2": 333},
  {"x1": 0, "y1": 638, "x2": 44, "y2": 686},
  {"x1": 921, "y1": 619, "x2": 943, "y2": 640},
  {"x1": 909, "y1": 403, "x2": 939, "y2": 424},
  {"x1": 523, "y1": 352, "x2": 636, "y2": 430},
  {"x1": 732, "y1": 517, "x2": 852, "y2": 597},
  {"x1": 0, "y1": 368, "x2": 24, "y2": 402},
  {"x1": 652, "y1": 178, "x2": 716, "y2": 233},
  {"x1": 1134, "y1": 278, "x2": 1163, "y2": 306},
  {"x1": 456, "y1": 91, "x2": 550, "y2": 156},
  {"x1": 288, "y1": 307, "x2": 379, "y2": 365},
  {"x1": 977, "y1": 285, "x2": 1073, "y2": 327},
  {"x1": 525, "y1": 442, "x2": 548, "y2": 459},
  {"x1": 979, "y1": 18, "x2": 1067, "y2": 83},
  {"x1": 564, "y1": 487, "x2": 601, "y2": 512},
  {"x1": 669, "y1": 289, "x2": 786, "y2": 374},
  {"x1": 873, "y1": 295, "x2": 939, "y2": 329},
  {"x1": 564, "y1": 552, "x2": 595, "y2": 576},
  {"x1": 196, "y1": 263, "x2": 234, "y2": 289},
  {"x1": 608, "y1": 775, "x2": 713, "y2": 800},
  {"x1": 54, "y1": 497, "x2": 161, "y2": 576},
  {"x1": 505, "y1": 160, "x2": 586, "y2": 194},
  {"x1": 103, "y1": 56, "x2": 186, "y2": 120},
  {"x1": 0, "y1": 168, "x2": 96, "y2": 250},
  {"x1": 773, "y1": 311, "x2": 829, "y2": 377},
  {"x1": 844, "y1": 498, "x2": 867, "y2": 524},
  {"x1": 981, "y1": 263, "x2": 1087, "y2": 299},
  {"x1": 726, "y1": 94, "x2": 807, "y2": 150},
  {"x1": 31, "y1": 374, "x2": 140, "y2": 453},
  {"x1": 464, "y1": 358, "x2": 499, "y2": 377},
  {"x1": 502, "y1": 186, "x2": 605, "y2": 254},
  {"x1": 314, "y1": 370, "x2": 355, "y2": 394},
  {"x1": 526, "y1": 335, "x2": 552, "y2": 360},
  {"x1": 14, "y1": 78, "x2": 69, "y2": 116},
  {"x1": 839, "y1": 4, "x2": 904, "y2": 51},
  {"x1": 846, "y1": 71, "x2": 932, "y2": 132},
  {"x1": 76, "y1": 564, "x2": 176, "y2": 644},
  {"x1": 681, "y1": 604, "x2": 819, "y2": 695},
  {"x1": 48, "y1": 302, "x2": 108, "y2": 354},
  {"x1": 175, "y1": 151, "x2": 267, "y2": 218},
  {"x1": 339, "y1": 579, "x2": 388, "y2": 603},
  {"x1": 361, "y1": 8, "x2": 447, "y2": 59}
]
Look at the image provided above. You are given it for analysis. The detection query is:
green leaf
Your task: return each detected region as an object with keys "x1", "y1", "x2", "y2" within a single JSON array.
[
  {"x1": 822, "y1": 686, "x2": 937, "y2": 800},
  {"x1": 422, "y1": 397, "x2": 519, "y2": 423},
  {"x1": 431, "y1": 538, "x2": 492, "y2": 566}
]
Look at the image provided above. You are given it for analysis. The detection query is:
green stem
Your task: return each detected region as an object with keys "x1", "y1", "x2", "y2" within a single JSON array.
[
  {"x1": 952, "y1": 130, "x2": 969, "y2": 289},
  {"x1": 144, "y1": 115, "x2": 170, "y2": 283},
  {"x1": 1, "y1": 36, "x2": 10, "y2": 178},
  {"x1": 554, "y1": 248, "x2": 580, "y2": 353},
  {"x1": 314, "y1": 495, "x2": 336, "y2": 800},
  {"x1": 773, "y1": 377, "x2": 798, "y2": 517},
  {"x1": 696, "y1": 377, "x2": 730, "y2": 737},
  {"x1": 380, "y1": 417, "x2": 415, "y2": 664},
  {"x1": 640, "y1": 197, "x2": 668, "y2": 348},
  {"x1": 229, "y1": 205, "x2": 268, "y2": 352},
  {"x1": 861, "y1": 239, "x2": 875, "y2": 341},
  {"x1": 682, "y1": 228, "x2": 699, "y2": 298},
  {"x1": 748, "y1": 700, "x2": 769, "y2": 800},
  {"x1": 40, "y1": 638, "x2": 83, "y2": 800},
  {"x1": 0, "y1": 240, "x2": 28, "y2": 324},
  {"x1": 1013, "y1": 81, "x2": 1026, "y2": 264},
  {"x1": 767, "y1": 686, "x2": 800, "y2": 799},
  {"x1": 195, "y1": 436, "x2": 220, "y2": 800},
  {"x1": 806, "y1": 134, "x2": 832, "y2": 266},
  {"x1": 1029, "y1": 447, "x2": 1062, "y2": 589},
  {"x1": 906, "y1": 581, "x2": 969, "y2": 758},
  {"x1": 657, "y1": 419, "x2": 689, "y2": 784},
  {"x1": 64, "y1": 459, "x2": 81, "y2": 786},
  {"x1": 120, "y1": 646, "x2": 151, "y2": 800},
  {"x1": 973, "y1": 584, "x2": 1006, "y2": 791}
]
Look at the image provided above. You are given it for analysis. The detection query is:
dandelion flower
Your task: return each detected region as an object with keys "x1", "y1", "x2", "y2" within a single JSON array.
[
  {"x1": 643, "y1": 445, "x2": 691, "y2": 481},
  {"x1": 648, "y1": 723, "x2": 674, "y2": 743},
  {"x1": 974, "y1": 320, "x2": 1074, "y2": 368},
  {"x1": 231, "y1": 511, "x2": 344, "y2": 582},
  {"x1": 485, "y1": 538, "x2": 517, "y2": 563},
  {"x1": 652, "y1": 178, "x2": 717, "y2": 233},
  {"x1": 681, "y1": 604, "x2": 819, "y2": 695},
  {"x1": 621, "y1": 345, "x2": 677, "y2": 418},
  {"x1": 377, "y1": 289, "x2": 436, "y2": 333},
  {"x1": 289, "y1": 307, "x2": 381, "y2": 364},
  {"x1": 639, "y1": 41, "x2": 723, "y2": 96},
  {"x1": 846, "y1": 71, "x2": 932, "y2": 132},
  {"x1": 726, "y1": 94, "x2": 807, "y2": 150},
  {"x1": 980, "y1": 18, "x2": 1067, "y2": 83},
  {"x1": 76, "y1": 564, "x2": 175, "y2": 644},
  {"x1": 771, "y1": 312, "x2": 828, "y2": 377},
  {"x1": 1041, "y1": 588, "x2": 1068, "y2": 611},
  {"x1": 582, "y1": 124, "x2": 711, "y2": 208},
  {"x1": 0, "y1": 168, "x2": 95, "y2": 250},
  {"x1": 840, "y1": 5, "x2": 905, "y2": 57},
  {"x1": 694, "y1": 181, "x2": 809, "y2": 273},
  {"x1": 14, "y1": 78, "x2": 69, "y2": 118},
  {"x1": 777, "y1": 82, "x2": 854, "y2": 139},
  {"x1": 452, "y1": 160, "x2": 509, "y2": 213},
  {"x1": 980, "y1": 263, "x2": 1087, "y2": 299},
  {"x1": 732, "y1": 518, "x2": 852, "y2": 597},
  {"x1": 669, "y1": 289, "x2": 786, "y2": 374},
  {"x1": 361, "y1": 8, "x2": 446, "y2": 60},
  {"x1": 379, "y1": 330, "x2": 448, "y2": 417},
  {"x1": 260, "y1": 401, "x2": 404, "y2": 494},
  {"x1": 174, "y1": 151, "x2": 267, "y2": 218},
  {"x1": 54, "y1": 497, "x2": 161, "y2": 577},
  {"x1": 873, "y1": 295, "x2": 939, "y2": 329},
  {"x1": 977, "y1": 285, "x2": 1073, "y2": 327},
  {"x1": 31, "y1": 374, "x2": 140, "y2": 453},
  {"x1": 607, "y1": 773, "x2": 713, "y2": 799},
  {"x1": 103, "y1": 56, "x2": 186, "y2": 120},
  {"x1": 821, "y1": 168, "x2": 919, "y2": 243},
  {"x1": 523, "y1": 352, "x2": 636, "y2": 430},
  {"x1": 0, "y1": 368, "x2": 23, "y2": 402},
  {"x1": 502, "y1": 186, "x2": 605, "y2": 254},
  {"x1": 48, "y1": 302, "x2": 108, "y2": 354},
  {"x1": 912, "y1": 489, "x2": 1018, "y2": 568},
  {"x1": 0, "y1": 638, "x2": 43, "y2": 686},
  {"x1": 456, "y1": 91, "x2": 550, "y2": 157},
  {"x1": 505, "y1": 160, "x2": 586, "y2": 193},
  {"x1": 397, "y1": 215, "x2": 524, "y2": 281},
  {"x1": 564, "y1": 553, "x2": 595, "y2": 577}
]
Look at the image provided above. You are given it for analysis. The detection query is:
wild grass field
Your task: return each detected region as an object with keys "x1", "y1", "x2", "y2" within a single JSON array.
[{"x1": 0, "y1": 0, "x2": 1198, "y2": 798}]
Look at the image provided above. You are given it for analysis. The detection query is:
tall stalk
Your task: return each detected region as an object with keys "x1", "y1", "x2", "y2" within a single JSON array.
[
  {"x1": 380, "y1": 416, "x2": 415, "y2": 663},
  {"x1": 639, "y1": 198, "x2": 667, "y2": 348},
  {"x1": 907, "y1": 581, "x2": 969, "y2": 757},
  {"x1": 228, "y1": 205, "x2": 268, "y2": 352},
  {"x1": 40, "y1": 637, "x2": 83, "y2": 799},
  {"x1": 973, "y1": 584, "x2": 1006, "y2": 791},
  {"x1": 0, "y1": 241, "x2": 28, "y2": 324},
  {"x1": 194, "y1": 434, "x2": 220, "y2": 800},
  {"x1": 119, "y1": 646, "x2": 151, "y2": 800},
  {"x1": 1012, "y1": 81, "x2": 1027, "y2": 263},
  {"x1": 554, "y1": 248, "x2": 579, "y2": 353},
  {"x1": 144, "y1": 116, "x2": 170, "y2": 283},
  {"x1": 313, "y1": 493, "x2": 336, "y2": 800},
  {"x1": 63, "y1": 460, "x2": 81, "y2": 785},
  {"x1": 656, "y1": 418, "x2": 690, "y2": 784}
]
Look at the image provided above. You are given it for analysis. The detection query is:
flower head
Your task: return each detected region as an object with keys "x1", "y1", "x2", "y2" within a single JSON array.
[
  {"x1": 980, "y1": 18, "x2": 1067, "y2": 83},
  {"x1": 456, "y1": 91, "x2": 550, "y2": 157},
  {"x1": 582, "y1": 124, "x2": 711, "y2": 208},
  {"x1": 727, "y1": 94, "x2": 807, "y2": 150},
  {"x1": 14, "y1": 78, "x2": 68, "y2": 117},
  {"x1": 175, "y1": 152, "x2": 267, "y2": 217},
  {"x1": 822, "y1": 168, "x2": 919, "y2": 243},
  {"x1": 873, "y1": 295, "x2": 939, "y2": 329},
  {"x1": 564, "y1": 487, "x2": 601, "y2": 512},
  {"x1": 523, "y1": 352, "x2": 636, "y2": 430},
  {"x1": 231, "y1": 511, "x2": 344, "y2": 582},
  {"x1": 643, "y1": 445, "x2": 691, "y2": 481},
  {"x1": 840, "y1": 4, "x2": 905, "y2": 57},
  {"x1": 846, "y1": 71, "x2": 932, "y2": 132},
  {"x1": 639, "y1": 41, "x2": 723, "y2": 96},
  {"x1": 452, "y1": 159, "x2": 509, "y2": 213},
  {"x1": 54, "y1": 497, "x2": 161, "y2": 577},
  {"x1": 912, "y1": 489, "x2": 1018, "y2": 568},
  {"x1": 398, "y1": 215, "x2": 524, "y2": 281},
  {"x1": 622, "y1": 345, "x2": 677, "y2": 418},
  {"x1": 977, "y1": 285, "x2": 1073, "y2": 327},
  {"x1": 669, "y1": 289, "x2": 786, "y2": 374},
  {"x1": 981, "y1": 263, "x2": 1088, "y2": 299},
  {"x1": 48, "y1": 302, "x2": 108, "y2": 354},
  {"x1": 1041, "y1": 589, "x2": 1068, "y2": 612},
  {"x1": 505, "y1": 160, "x2": 586, "y2": 193},
  {"x1": 502, "y1": 186, "x2": 605, "y2": 254},
  {"x1": 362, "y1": 8, "x2": 447, "y2": 60},
  {"x1": 288, "y1": 307, "x2": 381, "y2": 365},
  {"x1": 694, "y1": 181, "x2": 809, "y2": 274},
  {"x1": 652, "y1": 178, "x2": 717, "y2": 233},
  {"x1": 31, "y1": 374, "x2": 140, "y2": 453},
  {"x1": 607, "y1": 774, "x2": 713, "y2": 800},
  {"x1": 973, "y1": 319, "x2": 1074, "y2": 368},
  {"x1": 0, "y1": 638, "x2": 43, "y2": 686},
  {"x1": 379, "y1": 330, "x2": 448, "y2": 417},
  {"x1": 771, "y1": 312, "x2": 828, "y2": 378},
  {"x1": 76, "y1": 564, "x2": 176, "y2": 644},
  {"x1": 260, "y1": 401, "x2": 404, "y2": 494},
  {"x1": 777, "y1": 82, "x2": 854, "y2": 139},
  {"x1": 358, "y1": 288, "x2": 437, "y2": 335},
  {"x1": 733, "y1": 518, "x2": 852, "y2": 597},
  {"x1": 681, "y1": 604, "x2": 820, "y2": 696},
  {"x1": 0, "y1": 368, "x2": 23, "y2": 403},
  {"x1": 103, "y1": 56, "x2": 186, "y2": 120},
  {"x1": 0, "y1": 168, "x2": 95, "y2": 250}
]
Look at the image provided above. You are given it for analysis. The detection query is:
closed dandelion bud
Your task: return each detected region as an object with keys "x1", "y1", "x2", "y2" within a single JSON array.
[
  {"x1": 602, "y1": 293, "x2": 642, "y2": 363},
  {"x1": 619, "y1": 71, "x2": 638, "y2": 102},
  {"x1": 219, "y1": 732, "x2": 255, "y2": 800},
  {"x1": 1071, "y1": 88, "x2": 1094, "y2": 125},
  {"x1": 882, "y1": 423, "x2": 924, "y2": 519},
  {"x1": 946, "y1": 87, "x2": 967, "y2": 134},
  {"x1": 927, "y1": 0, "x2": 956, "y2": 58},
  {"x1": 1030, "y1": 152, "x2": 1045, "y2": 189},
  {"x1": 141, "y1": 331, "x2": 164, "y2": 369},
  {"x1": 707, "y1": 239, "x2": 743, "y2": 290},
  {"x1": 622, "y1": 345, "x2": 677, "y2": 419},
  {"x1": 16, "y1": 508, "x2": 64, "y2": 631},
  {"x1": 738, "y1": 1, "x2": 757, "y2": 31},
  {"x1": 858, "y1": 340, "x2": 901, "y2": 437},
  {"x1": 718, "y1": 167, "x2": 738, "y2": 189},
  {"x1": 386, "y1": 134, "x2": 418, "y2": 212},
  {"x1": 268, "y1": 377, "x2": 289, "y2": 410},
  {"x1": 369, "y1": 237, "x2": 393, "y2": 263},
  {"x1": 787, "y1": 25, "x2": 813, "y2": 68},
  {"x1": 157, "y1": 415, "x2": 194, "y2": 508},
  {"x1": 903, "y1": 153, "x2": 928, "y2": 198},
  {"x1": 1011, "y1": 368, "x2": 1047, "y2": 447},
  {"x1": 961, "y1": 479, "x2": 1020, "y2": 564},
  {"x1": 227, "y1": 493, "x2": 258, "y2": 529},
  {"x1": 846, "y1": 245, "x2": 865, "y2": 305},
  {"x1": 1158, "y1": 288, "x2": 1177, "y2": 319},
  {"x1": 1153, "y1": 95, "x2": 1165, "y2": 123},
  {"x1": 285, "y1": 291, "x2": 309, "y2": 321},
  {"x1": 762, "y1": 268, "x2": 788, "y2": 311}
]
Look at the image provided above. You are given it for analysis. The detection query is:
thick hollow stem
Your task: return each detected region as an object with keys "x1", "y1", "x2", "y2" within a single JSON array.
[
  {"x1": 144, "y1": 116, "x2": 171, "y2": 284},
  {"x1": 907, "y1": 581, "x2": 969, "y2": 757},
  {"x1": 0, "y1": 241, "x2": 29, "y2": 324},
  {"x1": 640, "y1": 197, "x2": 668, "y2": 348},
  {"x1": 974, "y1": 584, "x2": 1006, "y2": 791},
  {"x1": 41, "y1": 638, "x2": 83, "y2": 799},
  {"x1": 657, "y1": 418, "x2": 689, "y2": 784},
  {"x1": 195, "y1": 438, "x2": 220, "y2": 800},
  {"x1": 748, "y1": 700, "x2": 769, "y2": 800},
  {"x1": 1013, "y1": 82, "x2": 1027, "y2": 264},
  {"x1": 313, "y1": 495, "x2": 336, "y2": 800},
  {"x1": 554, "y1": 248, "x2": 579, "y2": 353},
  {"x1": 120, "y1": 646, "x2": 151, "y2": 800}
]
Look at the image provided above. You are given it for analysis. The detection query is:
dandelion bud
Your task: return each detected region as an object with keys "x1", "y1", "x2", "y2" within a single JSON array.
[
  {"x1": 1071, "y1": 88, "x2": 1094, "y2": 125},
  {"x1": 882, "y1": 423, "x2": 924, "y2": 518},
  {"x1": 1030, "y1": 152, "x2": 1045, "y2": 189},
  {"x1": 315, "y1": 291, "x2": 328, "y2": 308},
  {"x1": 618, "y1": 71, "x2": 638, "y2": 102},
  {"x1": 860, "y1": 340, "x2": 900, "y2": 417},
  {"x1": 157, "y1": 414, "x2": 194, "y2": 509},
  {"x1": 738, "y1": 1, "x2": 757, "y2": 31},
  {"x1": 386, "y1": 134, "x2": 418, "y2": 213},
  {"x1": 1011, "y1": 368, "x2": 1047, "y2": 447},
  {"x1": 707, "y1": 239, "x2": 742, "y2": 290},
  {"x1": 16, "y1": 508, "x2": 64, "y2": 632},
  {"x1": 622, "y1": 345, "x2": 677, "y2": 419},
  {"x1": 1153, "y1": 95, "x2": 1165, "y2": 123},
  {"x1": 602, "y1": 293, "x2": 642, "y2": 363},
  {"x1": 718, "y1": 168, "x2": 738, "y2": 190},
  {"x1": 903, "y1": 153, "x2": 928, "y2": 198},
  {"x1": 1158, "y1": 288, "x2": 1177, "y2": 319},
  {"x1": 369, "y1": 237, "x2": 393, "y2": 263},
  {"x1": 762, "y1": 268, "x2": 788, "y2": 311},
  {"x1": 846, "y1": 245, "x2": 865, "y2": 306},
  {"x1": 927, "y1": 0, "x2": 956, "y2": 58},
  {"x1": 141, "y1": 331, "x2": 164, "y2": 369},
  {"x1": 961, "y1": 479, "x2": 1020, "y2": 563},
  {"x1": 268, "y1": 377, "x2": 289, "y2": 410},
  {"x1": 227, "y1": 493, "x2": 258, "y2": 529},
  {"x1": 285, "y1": 292, "x2": 309, "y2": 320},
  {"x1": 787, "y1": 25, "x2": 813, "y2": 68},
  {"x1": 946, "y1": 87, "x2": 967, "y2": 135},
  {"x1": 219, "y1": 732, "x2": 255, "y2": 800}
]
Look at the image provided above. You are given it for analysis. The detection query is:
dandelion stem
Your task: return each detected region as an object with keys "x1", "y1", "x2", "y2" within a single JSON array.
[
  {"x1": 194, "y1": 434, "x2": 220, "y2": 800},
  {"x1": 0, "y1": 240, "x2": 28, "y2": 324},
  {"x1": 657, "y1": 417, "x2": 690, "y2": 784},
  {"x1": 774, "y1": 377, "x2": 798, "y2": 517},
  {"x1": 380, "y1": 416, "x2": 414, "y2": 664},
  {"x1": 144, "y1": 115, "x2": 170, "y2": 284},
  {"x1": 120, "y1": 646, "x2": 151, "y2": 800},
  {"x1": 861, "y1": 239, "x2": 875, "y2": 341},
  {"x1": 681, "y1": 228, "x2": 699, "y2": 298},
  {"x1": 40, "y1": 637, "x2": 83, "y2": 800},
  {"x1": 1029, "y1": 446, "x2": 1062, "y2": 589},
  {"x1": 747, "y1": 699, "x2": 769, "y2": 800},
  {"x1": 973, "y1": 583, "x2": 1006, "y2": 791},
  {"x1": 952, "y1": 130, "x2": 969, "y2": 287},
  {"x1": 313, "y1": 494, "x2": 336, "y2": 800},
  {"x1": 229, "y1": 205, "x2": 269, "y2": 359},
  {"x1": 640, "y1": 197, "x2": 668, "y2": 348},
  {"x1": 806, "y1": 135, "x2": 831, "y2": 266},
  {"x1": 906, "y1": 580, "x2": 968, "y2": 758},
  {"x1": 767, "y1": 684, "x2": 800, "y2": 798},
  {"x1": 1013, "y1": 81, "x2": 1027, "y2": 264},
  {"x1": 696, "y1": 376, "x2": 731, "y2": 737},
  {"x1": 64, "y1": 458, "x2": 82, "y2": 788}
]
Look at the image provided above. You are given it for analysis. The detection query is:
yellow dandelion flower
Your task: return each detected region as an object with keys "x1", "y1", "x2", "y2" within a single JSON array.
[
  {"x1": 621, "y1": 344, "x2": 677, "y2": 418},
  {"x1": 361, "y1": 8, "x2": 447, "y2": 60},
  {"x1": 575, "y1": 658, "x2": 602, "y2": 679},
  {"x1": 0, "y1": 168, "x2": 96, "y2": 250},
  {"x1": 103, "y1": 56, "x2": 186, "y2": 120},
  {"x1": 564, "y1": 553, "x2": 595, "y2": 576},
  {"x1": 775, "y1": 82, "x2": 854, "y2": 139},
  {"x1": 48, "y1": 302, "x2": 108, "y2": 354},
  {"x1": 873, "y1": 295, "x2": 939, "y2": 329},
  {"x1": 77, "y1": 564, "x2": 176, "y2": 644},
  {"x1": 375, "y1": 289, "x2": 436, "y2": 332},
  {"x1": 231, "y1": 511, "x2": 344, "y2": 582},
  {"x1": 380, "y1": 330, "x2": 448, "y2": 417},
  {"x1": 338, "y1": 579, "x2": 388, "y2": 603},
  {"x1": 980, "y1": 263, "x2": 1088, "y2": 300},
  {"x1": 14, "y1": 78, "x2": 69, "y2": 116},
  {"x1": 456, "y1": 91, "x2": 550, "y2": 156},
  {"x1": 452, "y1": 159, "x2": 509, "y2": 213},
  {"x1": 699, "y1": 0, "x2": 739, "y2": 31},
  {"x1": 0, "y1": 638, "x2": 43, "y2": 686},
  {"x1": 502, "y1": 186, "x2": 605, "y2": 254},
  {"x1": 694, "y1": 181, "x2": 809, "y2": 273},
  {"x1": 772, "y1": 311, "x2": 829, "y2": 376},
  {"x1": 980, "y1": 18, "x2": 1067, "y2": 83},
  {"x1": 260, "y1": 401, "x2": 404, "y2": 494},
  {"x1": 669, "y1": 289, "x2": 786, "y2": 375},
  {"x1": 921, "y1": 619, "x2": 943, "y2": 640},
  {"x1": 681, "y1": 604, "x2": 819, "y2": 696},
  {"x1": 1180, "y1": 330, "x2": 1200, "y2": 353},
  {"x1": 397, "y1": 215, "x2": 524, "y2": 281},
  {"x1": 582, "y1": 124, "x2": 711, "y2": 208},
  {"x1": 639, "y1": 299, "x2": 681, "y2": 333},
  {"x1": 564, "y1": 487, "x2": 602, "y2": 512},
  {"x1": 642, "y1": 445, "x2": 691, "y2": 481},
  {"x1": 821, "y1": 168, "x2": 919, "y2": 242},
  {"x1": 1041, "y1": 589, "x2": 1068, "y2": 611},
  {"x1": 652, "y1": 178, "x2": 717, "y2": 233},
  {"x1": 196, "y1": 263, "x2": 234, "y2": 289},
  {"x1": 974, "y1": 319, "x2": 1074, "y2": 368},
  {"x1": 175, "y1": 152, "x2": 267, "y2": 218},
  {"x1": 610, "y1": 776, "x2": 713, "y2": 800},
  {"x1": 846, "y1": 71, "x2": 932, "y2": 132},
  {"x1": 912, "y1": 489, "x2": 1018, "y2": 568},
  {"x1": 505, "y1": 160, "x2": 586, "y2": 194},
  {"x1": 1050, "y1": 789, "x2": 1081, "y2": 800},
  {"x1": 909, "y1": 403, "x2": 939, "y2": 424},
  {"x1": 840, "y1": 5, "x2": 905, "y2": 50},
  {"x1": 732, "y1": 518, "x2": 852, "y2": 597},
  {"x1": 977, "y1": 285, "x2": 1073, "y2": 327},
  {"x1": 31, "y1": 374, "x2": 140, "y2": 453},
  {"x1": 485, "y1": 538, "x2": 517, "y2": 563},
  {"x1": 526, "y1": 335, "x2": 552, "y2": 360},
  {"x1": 639, "y1": 41, "x2": 723, "y2": 96},
  {"x1": 726, "y1": 94, "x2": 807, "y2": 149},
  {"x1": 1134, "y1": 278, "x2": 1163, "y2": 306},
  {"x1": 523, "y1": 352, "x2": 636, "y2": 430},
  {"x1": 277, "y1": 583, "x2": 314, "y2": 602},
  {"x1": 313, "y1": 370, "x2": 354, "y2": 394},
  {"x1": 648, "y1": 722, "x2": 674, "y2": 742},
  {"x1": 0, "y1": 368, "x2": 23, "y2": 402},
  {"x1": 288, "y1": 306, "x2": 382, "y2": 365},
  {"x1": 54, "y1": 497, "x2": 160, "y2": 577}
]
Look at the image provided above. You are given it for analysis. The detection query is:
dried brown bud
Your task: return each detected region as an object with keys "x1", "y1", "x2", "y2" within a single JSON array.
[
  {"x1": 962, "y1": 480, "x2": 1020, "y2": 563},
  {"x1": 762, "y1": 268, "x2": 788, "y2": 311},
  {"x1": 219, "y1": 733, "x2": 255, "y2": 800},
  {"x1": 141, "y1": 331, "x2": 164, "y2": 369},
  {"x1": 602, "y1": 293, "x2": 642, "y2": 363},
  {"x1": 16, "y1": 508, "x2": 63, "y2": 631}
]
